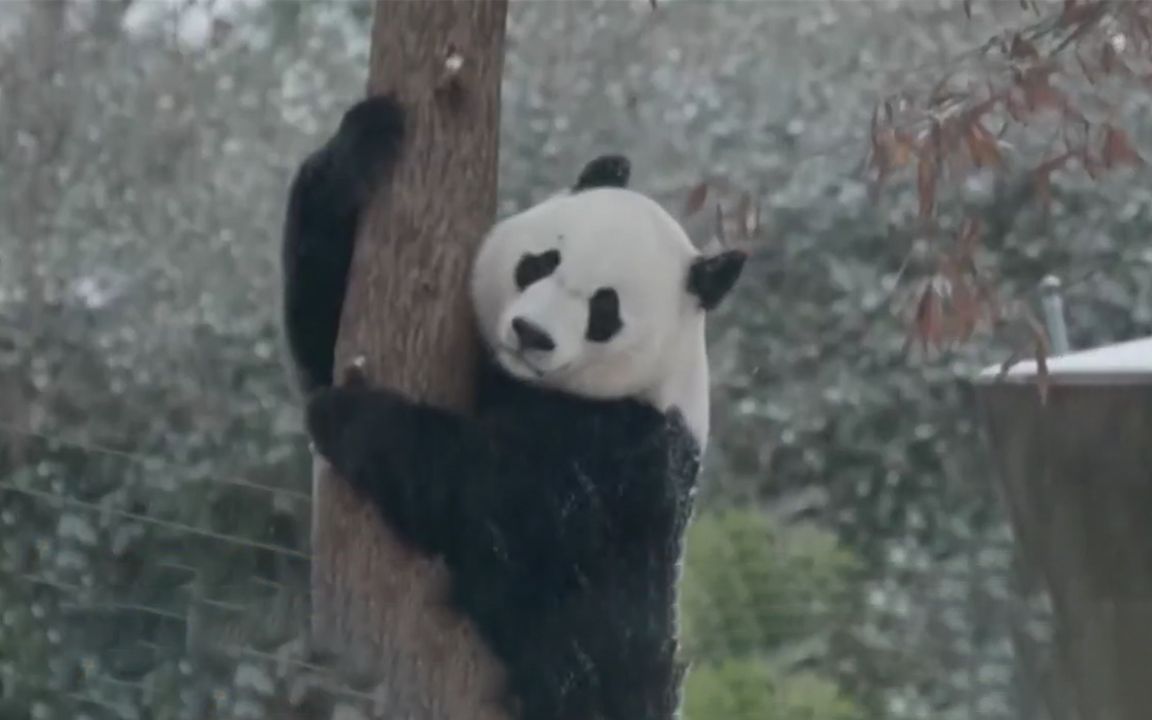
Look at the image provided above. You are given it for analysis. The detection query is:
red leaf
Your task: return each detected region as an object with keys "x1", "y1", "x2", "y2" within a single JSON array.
[
  {"x1": 965, "y1": 120, "x2": 1003, "y2": 168},
  {"x1": 956, "y1": 216, "x2": 983, "y2": 256},
  {"x1": 930, "y1": 119, "x2": 945, "y2": 161},
  {"x1": 1024, "y1": 83, "x2": 1069, "y2": 114},
  {"x1": 1081, "y1": 150, "x2": 1104, "y2": 179},
  {"x1": 950, "y1": 279, "x2": 980, "y2": 343},
  {"x1": 912, "y1": 280, "x2": 943, "y2": 351},
  {"x1": 917, "y1": 155, "x2": 939, "y2": 221},
  {"x1": 1102, "y1": 125, "x2": 1145, "y2": 168}
]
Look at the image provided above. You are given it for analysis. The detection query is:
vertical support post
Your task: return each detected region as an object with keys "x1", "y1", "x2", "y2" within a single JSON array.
[{"x1": 1039, "y1": 275, "x2": 1070, "y2": 356}]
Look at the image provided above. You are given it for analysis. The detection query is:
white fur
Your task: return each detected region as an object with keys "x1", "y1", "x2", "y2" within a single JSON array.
[{"x1": 470, "y1": 187, "x2": 713, "y2": 448}]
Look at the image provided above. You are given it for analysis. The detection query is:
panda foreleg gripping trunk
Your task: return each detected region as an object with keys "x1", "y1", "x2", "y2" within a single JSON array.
[{"x1": 284, "y1": 95, "x2": 746, "y2": 720}]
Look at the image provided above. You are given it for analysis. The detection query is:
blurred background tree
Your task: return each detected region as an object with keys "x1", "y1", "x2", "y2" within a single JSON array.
[{"x1": 1, "y1": 1, "x2": 1149, "y2": 718}]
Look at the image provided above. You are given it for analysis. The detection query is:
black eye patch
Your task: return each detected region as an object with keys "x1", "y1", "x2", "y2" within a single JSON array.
[
  {"x1": 586, "y1": 288, "x2": 622, "y2": 342},
  {"x1": 514, "y1": 249, "x2": 561, "y2": 290}
]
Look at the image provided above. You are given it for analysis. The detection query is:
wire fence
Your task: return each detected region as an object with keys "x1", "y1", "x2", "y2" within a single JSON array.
[{"x1": 0, "y1": 415, "x2": 1054, "y2": 720}]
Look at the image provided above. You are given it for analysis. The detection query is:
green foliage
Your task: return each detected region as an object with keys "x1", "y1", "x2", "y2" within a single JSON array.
[
  {"x1": 684, "y1": 660, "x2": 858, "y2": 720},
  {"x1": 681, "y1": 509, "x2": 858, "y2": 662},
  {"x1": 680, "y1": 509, "x2": 861, "y2": 720}
]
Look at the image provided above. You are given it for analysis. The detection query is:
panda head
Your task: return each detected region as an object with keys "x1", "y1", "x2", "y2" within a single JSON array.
[{"x1": 470, "y1": 155, "x2": 745, "y2": 446}]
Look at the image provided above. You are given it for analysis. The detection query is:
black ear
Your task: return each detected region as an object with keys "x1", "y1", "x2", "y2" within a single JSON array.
[
  {"x1": 573, "y1": 154, "x2": 631, "y2": 192},
  {"x1": 688, "y1": 250, "x2": 746, "y2": 311}
]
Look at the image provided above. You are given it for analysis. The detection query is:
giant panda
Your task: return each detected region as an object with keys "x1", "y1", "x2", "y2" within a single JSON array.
[{"x1": 283, "y1": 95, "x2": 746, "y2": 720}]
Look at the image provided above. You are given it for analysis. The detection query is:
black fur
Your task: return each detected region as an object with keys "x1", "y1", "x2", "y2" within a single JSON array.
[
  {"x1": 281, "y1": 95, "x2": 405, "y2": 394},
  {"x1": 306, "y1": 366, "x2": 700, "y2": 720},
  {"x1": 573, "y1": 154, "x2": 631, "y2": 192},
  {"x1": 282, "y1": 97, "x2": 702, "y2": 720},
  {"x1": 687, "y1": 250, "x2": 747, "y2": 311}
]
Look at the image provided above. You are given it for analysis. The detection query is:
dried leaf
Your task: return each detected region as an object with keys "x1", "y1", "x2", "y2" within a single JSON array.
[
  {"x1": 912, "y1": 280, "x2": 942, "y2": 351},
  {"x1": 965, "y1": 121, "x2": 1002, "y2": 168},
  {"x1": 930, "y1": 119, "x2": 945, "y2": 159},
  {"x1": 892, "y1": 136, "x2": 914, "y2": 168},
  {"x1": 950, "y1": 279, "x2": 980, "y2": 343},
  {"x1": 682, "y1": 182, "x2": 709, "y2": 217},
  {"x1": 1102, "y1": 125, "x2": 1145, "y2": 168},
  {"x1": 1023, "y1": 83, "x2": 1069, "y2": 114},
  {"x1": 875, "y1": 129, "x2": 916, "y2": 170},
  {"x1": 956, "y1": 216, "x2": 983, "y2": 256},
  {"x1": 917, "y1": 154, "x2": 939, "y2": 220},
  {"x1": 1080, "y1": 150, "x2": 1104, "y2": 179},
  {"x1": 1032, "y1": 169, "x2": 1053, "y2": 207}
]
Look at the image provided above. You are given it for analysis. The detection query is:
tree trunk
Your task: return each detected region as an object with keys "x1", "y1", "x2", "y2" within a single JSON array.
[{"x1": 310, "y1": 2, "x2": 510, "y2": 718}]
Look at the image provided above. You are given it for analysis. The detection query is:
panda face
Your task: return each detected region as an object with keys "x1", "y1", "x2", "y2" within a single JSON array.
[{"x1": 471, "y1": 187, "x2": 710, "y2": 401}]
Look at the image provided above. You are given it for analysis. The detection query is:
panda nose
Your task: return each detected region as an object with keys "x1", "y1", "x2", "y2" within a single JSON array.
[{"x1": 511, "y1": 317, "x2": 555, "y2": 352}]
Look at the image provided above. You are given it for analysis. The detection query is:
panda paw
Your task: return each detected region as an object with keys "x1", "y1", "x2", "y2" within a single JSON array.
[
  {"x1": 341, "y1": 356, "x2": 370, "y2": 388},
  {"x1": 305, "y1": 384, "x2": 410, "y2": 468},
  {"x1": 335, "y1": 94, "x2": 406, "y2": 173},
  {"x1": 305, "y1": 387, "x2": 355, "y2": 464}
]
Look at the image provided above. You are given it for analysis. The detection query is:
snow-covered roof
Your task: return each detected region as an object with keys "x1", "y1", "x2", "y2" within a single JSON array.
[{"x1": 975, "y1": 335, "x2": 1152, "y2": 386}]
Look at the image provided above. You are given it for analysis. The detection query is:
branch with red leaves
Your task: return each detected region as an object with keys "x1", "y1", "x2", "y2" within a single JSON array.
[{"x1": 868, "y1": 0, "x2": 1151, "y2": 392}]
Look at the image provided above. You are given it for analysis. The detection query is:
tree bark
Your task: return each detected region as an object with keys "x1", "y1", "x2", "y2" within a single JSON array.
[{"x1": 310, "y1": 2, "x2": 510, "y2": 718}]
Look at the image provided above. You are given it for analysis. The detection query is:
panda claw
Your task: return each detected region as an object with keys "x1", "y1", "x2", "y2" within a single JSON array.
[{"x1": 343, "y1": 357, "x2": 370, "y2": 388}]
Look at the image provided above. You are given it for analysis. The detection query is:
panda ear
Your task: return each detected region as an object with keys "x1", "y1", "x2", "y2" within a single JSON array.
[
  {"x1": 573, "y1": 154, "x2": 631, "y2": 192},
  {"x1": 688, "y1": 250, "x2": 746, "y2": 311}
]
